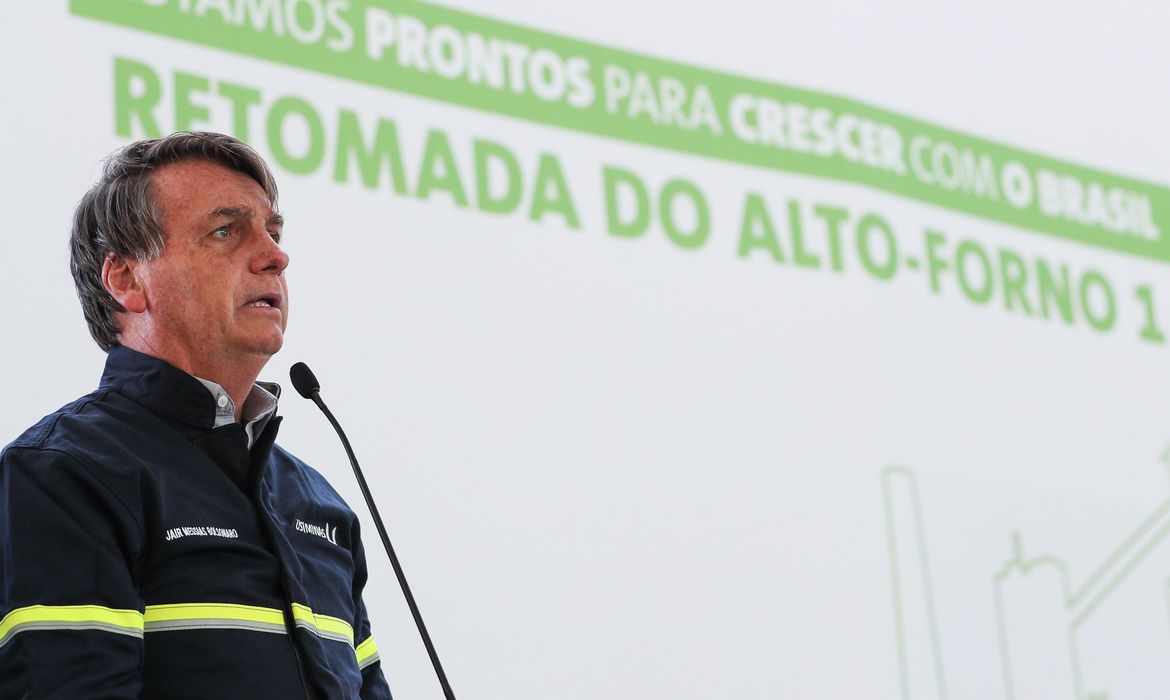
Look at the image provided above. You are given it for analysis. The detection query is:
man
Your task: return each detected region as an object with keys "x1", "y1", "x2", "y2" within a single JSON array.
[{"x1": 0, "y1": 132, "x2": 392, "y2": 698}]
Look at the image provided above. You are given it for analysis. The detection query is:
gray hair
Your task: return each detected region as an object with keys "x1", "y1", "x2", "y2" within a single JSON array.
[{"x1": 70, "y1": 132, "x2": 279, "y2": 351}]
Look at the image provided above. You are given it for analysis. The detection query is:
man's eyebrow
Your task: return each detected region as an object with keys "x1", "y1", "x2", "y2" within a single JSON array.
[
  {"x1": 208, "y1": 206, "x2": 252, "y2": 220},
  {"x1": 207, "y1": 206, "x2": 284, "y2": 229}
]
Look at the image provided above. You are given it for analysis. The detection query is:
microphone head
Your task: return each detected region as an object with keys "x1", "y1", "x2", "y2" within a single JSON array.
[{"x1": 289, "y1": 362, "x2": 321, "y2": 399}]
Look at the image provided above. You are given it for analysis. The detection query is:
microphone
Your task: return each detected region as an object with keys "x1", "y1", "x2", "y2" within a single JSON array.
[{"x1": 290, "y1": 362, "x2": 456, "y2": 700}]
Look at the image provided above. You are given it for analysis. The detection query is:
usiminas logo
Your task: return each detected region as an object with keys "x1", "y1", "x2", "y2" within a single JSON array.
[{"x1": 295, "y1": 518, "x2": 339, "y2": 546}]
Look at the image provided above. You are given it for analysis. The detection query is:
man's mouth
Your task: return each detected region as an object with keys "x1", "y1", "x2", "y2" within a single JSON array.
[{"x1": 244, "y1": 294, "x2": 281, "y2": 309}]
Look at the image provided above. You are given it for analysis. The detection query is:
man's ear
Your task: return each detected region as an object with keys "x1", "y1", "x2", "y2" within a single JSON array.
[{"x1": 102, "y1": 254, "x2": 148, "y2": 314}]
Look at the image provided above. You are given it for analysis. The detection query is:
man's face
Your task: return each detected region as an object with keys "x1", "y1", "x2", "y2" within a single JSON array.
[{"x1": 132, "y1": 159, "x2": 288, "y2": 374}]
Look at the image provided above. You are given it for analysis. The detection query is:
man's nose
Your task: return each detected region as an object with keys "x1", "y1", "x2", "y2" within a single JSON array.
[{"x1": 250, "y1": 229, "x2": 290, "y2": 274}]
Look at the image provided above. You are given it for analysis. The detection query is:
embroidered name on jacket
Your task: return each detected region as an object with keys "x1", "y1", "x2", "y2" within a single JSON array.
[
  {"x1": 295, "y1": 518, "x2": 339, "y2": 546},
  {"x1": 164, "y1": 526, "x2": 240, "y2": 541}
]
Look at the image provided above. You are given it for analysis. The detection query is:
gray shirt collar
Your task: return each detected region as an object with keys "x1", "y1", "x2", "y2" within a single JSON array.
[{"x1": 193, "y1": 377, "x2": 280, "y2": 449}]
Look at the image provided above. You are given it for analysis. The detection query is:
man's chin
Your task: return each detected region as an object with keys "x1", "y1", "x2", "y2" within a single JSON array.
[
  {"x1": 239, "y1": 333, "x2": 284, "y2": 360},
  {"x1": 259, "y1": 337, "x2": 284, "y2": 357}
]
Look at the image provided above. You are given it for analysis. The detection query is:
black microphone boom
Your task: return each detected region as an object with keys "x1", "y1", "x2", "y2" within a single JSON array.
[{"x1": 290, "y1": 362, "x2": 456, "y2": 700}]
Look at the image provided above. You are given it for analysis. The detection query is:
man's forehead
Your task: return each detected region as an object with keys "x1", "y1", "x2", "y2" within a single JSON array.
[
  {"x1": 154, "y1": 158, "x2": 262, "y2": 186},
  {"x1": 152, "y1": 159, "x2": 276, "y2": 216}
]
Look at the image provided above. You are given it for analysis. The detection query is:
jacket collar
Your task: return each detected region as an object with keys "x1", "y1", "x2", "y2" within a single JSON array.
[{"x1": 99, "y1": 346, "x2": 280, "y2": 431}]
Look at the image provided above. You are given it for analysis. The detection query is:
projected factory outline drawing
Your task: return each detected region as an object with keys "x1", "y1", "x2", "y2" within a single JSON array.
[{"x1": 881, "y1": 465, "x2": 1170, "y2": 699}]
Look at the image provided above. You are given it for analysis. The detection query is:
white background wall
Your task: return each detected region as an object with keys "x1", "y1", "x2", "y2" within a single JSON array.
[{"x1": 2, "y1": 2, "x2": 1169, "y2": 698}]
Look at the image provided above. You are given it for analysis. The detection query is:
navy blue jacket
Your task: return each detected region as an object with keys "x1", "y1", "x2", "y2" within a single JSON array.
[{"x1": 0, "y1": 347, "x2": 392, "y2": 699}]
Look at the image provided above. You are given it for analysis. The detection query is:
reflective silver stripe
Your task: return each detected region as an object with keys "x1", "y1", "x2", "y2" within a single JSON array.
[
  {"x1": 0, "y1": 620, "x2": 145, "y2": 649},
  {"x1": 357, "y1": 650, "x2": 381, "y2": 670},
  {"x1": 145, "y1": 618, "x2": 288, "y2": 635},
  {"x1": 293, "y1": 617, "x2": 352, "y2": 644}
]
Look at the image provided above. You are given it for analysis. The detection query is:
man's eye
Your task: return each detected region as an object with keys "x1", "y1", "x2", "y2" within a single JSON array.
[
  {"x1": 211, "y1": 227, "x2": 231, "y2": 239},
  {"x1": 268, "y1": 230, "x2": 282, "y2": 244}
]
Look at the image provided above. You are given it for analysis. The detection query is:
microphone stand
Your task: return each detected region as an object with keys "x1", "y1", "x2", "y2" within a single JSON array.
[{"x1": 291, "y1": 362, "x2": 456, "y2": 700}]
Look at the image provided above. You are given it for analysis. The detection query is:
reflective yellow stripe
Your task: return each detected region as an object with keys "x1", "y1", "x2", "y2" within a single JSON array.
[
  {"x1": 291, "y1": 603, "x2": 355, "y2": 645},
  {"x1": 0, "y1": 605, "x2": 144, "y2": 648},
  {"x1": 146, "y1": 602, "x2": 285, "y2": 625},
  {"x1": 2, "y1": 602, "x2": 367, "y2": 659},
  {"x1": 355, "y1": 635, "x2": 381, "y2": 669},
  {"x1": 145, "y1": 602, "x2": 287, "y2": 634}
]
